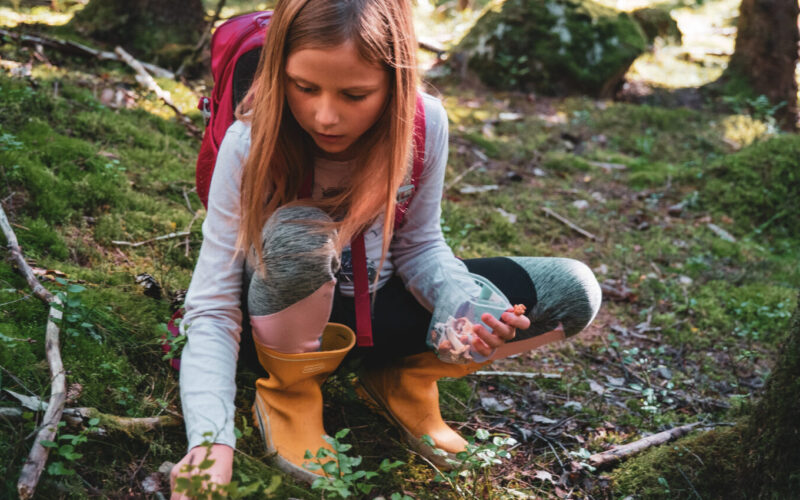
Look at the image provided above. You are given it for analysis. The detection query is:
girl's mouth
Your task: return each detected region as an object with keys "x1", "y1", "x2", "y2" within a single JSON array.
[{"x1": 314, "y1": 132, "x2": 345, "y2": 143}]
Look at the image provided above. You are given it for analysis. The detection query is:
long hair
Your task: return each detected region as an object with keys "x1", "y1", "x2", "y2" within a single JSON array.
[{"x1": 236, "y1": 0, "x2": 418, "y2": 277}]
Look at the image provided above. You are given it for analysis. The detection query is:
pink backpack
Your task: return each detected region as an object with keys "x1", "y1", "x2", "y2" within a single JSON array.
[{"x1": 165, "y1": 11, "x2": 427, "y2": 367}]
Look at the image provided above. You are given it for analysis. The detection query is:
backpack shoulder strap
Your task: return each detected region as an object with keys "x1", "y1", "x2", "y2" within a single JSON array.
[{"x1": 393, "y1": 93, "x2": 426, "y2": 228}]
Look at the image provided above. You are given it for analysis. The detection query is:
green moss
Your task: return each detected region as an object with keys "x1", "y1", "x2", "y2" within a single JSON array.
[
  {"x1": 454, "y1": 0, "x2": 647, "y2": 95},
  {"x1": 613, "y1": 426, "x2": 745, "y2": 499},
  {"x1": 542, "y1": 151, "x2": 592, "y2": 173},
  {"x1": 701, "y1": 134, "x2": 800, "y2": 237},
  {"x1": 439, "y1": 378, "x2": 475, "y2": 421}
]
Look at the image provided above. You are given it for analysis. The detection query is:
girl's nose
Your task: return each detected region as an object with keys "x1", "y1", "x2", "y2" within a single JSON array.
[{"x1": 315, "y1": 96, "x2": 340, "y2": 129}]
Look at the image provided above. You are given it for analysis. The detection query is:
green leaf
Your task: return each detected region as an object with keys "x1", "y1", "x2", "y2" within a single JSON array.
[
  {"x1": 334, "y1": 428, "x2": 350, "y2": 439},
  {"x1": 67, "y1": 284, "x2": 86, "y2": 293},
  {"x1": 475, "y1": 428, "x2": 490, "y2": 440},
  {"x1": 322, "y1": 461, "x2": 338, "y2": 475},
  {"x1": 39, "y1": 439, "x2": 58, "y2": 448},
  {"x1": 197, "y1": 458, "x2": 216, "y2": 470},
  {"x1": 47, "y1": 461, "x2": 75, "y2": 476},
  {"x1": 88, "y1": 417, "x2": 100, "y2": 427}
]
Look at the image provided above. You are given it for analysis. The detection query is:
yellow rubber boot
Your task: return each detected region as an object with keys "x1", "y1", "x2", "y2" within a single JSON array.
[
  {"x1": 355, "y1": 351, "x2": 490, "y2": 468},
  {"x1": 252, "y1": 323, "x2": 355, "y2": 484}
]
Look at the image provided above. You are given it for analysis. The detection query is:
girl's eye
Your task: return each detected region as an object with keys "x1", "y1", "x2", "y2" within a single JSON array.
[
  {"x1": 295, "y1": 83, "x2": 315, "y2": 93},
  {"x1": 344, "y1": 93, "x2": 367, "y2": 102}
]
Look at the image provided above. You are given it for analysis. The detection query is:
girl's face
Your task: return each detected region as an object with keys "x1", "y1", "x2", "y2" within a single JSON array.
[{"x1": 285, "y1": 41, "x2": 390, "y2": 160}]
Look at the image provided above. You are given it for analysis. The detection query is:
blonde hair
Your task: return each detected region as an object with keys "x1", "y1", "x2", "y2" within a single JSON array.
[{"x1": 236, "y1": 0, "x2": 418, "y2": 276}]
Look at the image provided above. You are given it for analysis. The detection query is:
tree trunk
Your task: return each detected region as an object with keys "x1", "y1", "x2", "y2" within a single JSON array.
[
  {"x1": 71, "y1": 0, "x2": 206, "y2": 69},
  {"x1": 726, "y1": 0, "x2": 799, "y2": 130},
  {"x1": 740, "y1": 291, "x2": 800, "y2": 497}
]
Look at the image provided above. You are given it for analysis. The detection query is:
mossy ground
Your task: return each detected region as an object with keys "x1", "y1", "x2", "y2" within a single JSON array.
[{"x1": 1, "y1": 1, "x2": 799, "y2": 498}]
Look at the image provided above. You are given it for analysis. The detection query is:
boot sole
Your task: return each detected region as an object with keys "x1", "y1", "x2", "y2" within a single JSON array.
[
  {"x1": 252, "y1": 394, "x2": 326, "y2": 485},
  {"x1": 353, "y1": 376, "x2": 457, "y2": 470}
]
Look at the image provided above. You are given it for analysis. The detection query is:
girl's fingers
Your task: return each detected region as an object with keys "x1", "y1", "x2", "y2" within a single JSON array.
[
  {"x1": 470, "y1": 328, "x2": 494, "y2": 357},
  {"x1": 501, "y1": 311, "x2": 531, "y2": 330},
  {"x1": 481, "y1": 314, "x2": 517, "y2": 340},
  {"x1": 472, "y1": 323, "x2": 506, "y2": 349}
]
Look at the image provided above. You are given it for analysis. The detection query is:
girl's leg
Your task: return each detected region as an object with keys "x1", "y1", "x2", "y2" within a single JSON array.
[
  {"x1": 463, "y1": 256, "x2": 602, "y2": 359},
  {"x1": 246, "y1": 205, "x2": 341, "y2": 353},
  {"x1": 245, "y1": 205, "x2": 356, "y2": 484},
  {"x1": 331, "y1": 256, "x2": 601, "y2": 361}
]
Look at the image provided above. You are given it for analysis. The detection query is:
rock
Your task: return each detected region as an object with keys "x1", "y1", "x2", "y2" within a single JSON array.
[
  {"x1": 573, "y1": 199, "x2": 590, "y2": 210},
  {"x1": 631, "y1": 7, "x2": 682, "y2": 45},
  {"x1": 451, "y1": 0, "x2": 647, "y2": 97}
]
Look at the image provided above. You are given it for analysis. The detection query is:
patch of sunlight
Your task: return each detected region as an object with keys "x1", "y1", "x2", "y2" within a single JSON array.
[
  {"x1": 626, "y1": 0, "x2": 739, "y2": 88},
  {"x1": 721, "y1": 114, "x2": 770, "y2": 149},
  {"x1": 0, "y1": 5, "x2": 83, "y2": 28},
  {"x1": 414, "y1": 0, "x2": 484, "y2": 49}
]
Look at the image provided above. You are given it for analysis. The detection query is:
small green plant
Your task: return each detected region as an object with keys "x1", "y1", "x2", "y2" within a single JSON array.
[
  {"x1": 172, "y1": 436, "x2": 280, "y2": 499},
  {"x1": 303, "y1": 428, "x2": 406, "y2": 499},
  {"x1": 423, "y1": 429, "x2": 517, "y2": 499},
  {"x1": 52, "y1": 278, "x2": 101, "y2": 342},
  {"x1": 41, "y1": 417, "x2": 101, "y2": 476}
]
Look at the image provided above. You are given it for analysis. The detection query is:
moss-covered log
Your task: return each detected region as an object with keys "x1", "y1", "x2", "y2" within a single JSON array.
[
  {"x1": 70, "y1": 0, "x2": 205, "y2": 69},
  {"x1": 451, "y1": 0, "x2": 647, "y2": 96}
]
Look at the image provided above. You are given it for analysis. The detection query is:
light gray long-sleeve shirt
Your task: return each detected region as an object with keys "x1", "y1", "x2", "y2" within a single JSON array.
[{"x1": 179, "y1": 92, "x2": 477, "y2": 450}]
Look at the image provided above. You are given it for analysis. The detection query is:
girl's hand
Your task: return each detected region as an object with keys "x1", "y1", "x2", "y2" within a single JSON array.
[
  {"x1": 170, "y1": 443, "x2": 233, "y2": 499},
  {"x1": 471, "y1": 308, "x2": 531, "y2": 358}
]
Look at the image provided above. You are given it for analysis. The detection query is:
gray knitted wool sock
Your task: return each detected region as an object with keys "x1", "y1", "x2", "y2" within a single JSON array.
[
  {"x1": 248, "y1": 206, "x2": 340, "y2": 316},
  {"x1": 506, "y1": 257, "x2": 602, "y2": 340}
]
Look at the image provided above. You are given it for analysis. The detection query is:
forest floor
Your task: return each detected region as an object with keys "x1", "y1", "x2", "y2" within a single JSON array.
[{"x1": 1, "y1": 1, "x2": 799, "y2": 499}]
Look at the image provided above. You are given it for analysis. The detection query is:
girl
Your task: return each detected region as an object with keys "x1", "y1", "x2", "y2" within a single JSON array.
[{"x1": 170, "y1": 0, "x2": 602, "y2": 494}]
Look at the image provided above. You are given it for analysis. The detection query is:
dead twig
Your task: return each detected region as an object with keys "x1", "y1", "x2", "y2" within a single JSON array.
[
  {"x1": 184, "y1": 212, "x2": 202, "y2": 257},
  {"x1": 113, "y1": 47, "x2": 201, "y2": 139},
  {"x1": 0, "y1": 207, "x2": 53, "y2": 303},
  {"x1": 112, "y1": 231, "x2": 191, "y2": 248},
  {"x1": 445, "y1": 161, "x2": 483, "y2": 191},
  {"x1": 474, "y1": 370, "x2": 562, "y2": 380},
  {"x1": 541, "y1": 206, "x2": 597, "y2": 240},
  {"x1": 0, "y1": 29, "x2": 174, "y2": 79},
  {"x1": 588, "y1": 422, "x2": 702, "y2": 469}
]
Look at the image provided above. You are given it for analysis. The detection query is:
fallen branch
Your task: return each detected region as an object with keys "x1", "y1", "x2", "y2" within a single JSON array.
[
  {"x1": 0, "y1": 29, "x2": 174, "y2": 79},
  {"x1": 474, "y1": 370, "x2": 562, "y2": 380},
  {"x1": 588, "y1": 422, "x2": 702, "y2": 468},
  {"x1": 112, "y1": 231, "x2": 190, "y2": 248},
  {"x1": 542, "y1": 206, "x2": 597, "y2": 241},
  {"x1": 17, "y1": 294, "x2": 64, "y2": 499},
  {"x1": 1, "y1": 206, "x2": 67, "y2": 499},
  {"x1": 0, "y1": 207, "x2": 53, "y2": 303},
  {"x1": 0, "y1": 405, "x2": 182, "y2": 435},
  {"x1": 113, "y1": 46, "x2": 201, "y2": 139}
]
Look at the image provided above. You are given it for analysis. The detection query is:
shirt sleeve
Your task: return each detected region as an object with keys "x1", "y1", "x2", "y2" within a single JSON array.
[
  {"x1": 391, "y1": 94, "x2": 480, "y2": 312},
  {"x1": 179, "y1": 121, "x2": 250, "y2": 450}
]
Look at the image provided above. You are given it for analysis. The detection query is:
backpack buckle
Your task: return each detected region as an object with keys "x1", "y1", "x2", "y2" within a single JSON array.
[{"x1": 197, "y1": 97, "x2": 211, "y2": 124}]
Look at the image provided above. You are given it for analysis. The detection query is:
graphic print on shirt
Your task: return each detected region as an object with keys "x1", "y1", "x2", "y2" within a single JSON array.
[{"x1": 338, "y1": 246, "x2": 378, "y2": 284}]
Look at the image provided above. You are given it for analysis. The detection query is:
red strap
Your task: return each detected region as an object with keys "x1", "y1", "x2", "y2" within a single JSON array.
[{"x1": 350, "y1": 232, "x2": 373, "y2": 347}]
